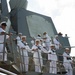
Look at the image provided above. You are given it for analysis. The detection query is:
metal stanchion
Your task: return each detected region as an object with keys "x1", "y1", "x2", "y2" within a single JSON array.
[
  {"x1": 3, "y1": 34, "x2": 6, "y2": 61},
  {"x1": 37, "y1": 48, "x2": 42, "y2": 73},
  {"x1": 22, "y1": 48, "x2": 25, "y2": 72},
  {"x1": 17, "y1": 46, "x2": 23, "y2": 72}
]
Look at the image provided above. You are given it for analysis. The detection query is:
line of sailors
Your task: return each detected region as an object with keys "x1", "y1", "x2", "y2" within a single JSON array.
[
  {"x1": 0, "y1": 21, "x2": 73, "y2": 75},
  {"x1": 17, "y1": 32, "x2": 73, "y2": 75}
]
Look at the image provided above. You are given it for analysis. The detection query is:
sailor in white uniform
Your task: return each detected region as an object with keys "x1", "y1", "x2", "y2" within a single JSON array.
[
  {"x1": 36, "y1": 34, "x2": 41, "y2": 40},
  {"x1": 0, "y1": 22, "x2": 9, "y2": 61},
  {"x1": 43, "y1": 32, "x2": 51, "y2": 51},
  {"x1": 53, "y1": 35, "x2": 62, "y2": 50},
  {"x1": 17, "y1": 36, "x2": 31, "y2": 72},
  {"x1": 16, "y1": 33, "x2": 22, "y2": 44},
  {"x1": 48, "y1": 44, "x2": 58, "y2": 74},
  {"x1": 63, "y1": 48, "x2": 73, "y2": 75},
  {"x1": 31, "y1": 37, "x2": 35, "y2": 46},
  {"x1": 32, "y1": 39, "x2": 48, "y2": 72}
]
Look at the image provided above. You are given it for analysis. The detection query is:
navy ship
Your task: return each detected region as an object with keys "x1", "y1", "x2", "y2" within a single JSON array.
[{"x1": 0, "y1": 0, "x2": 75, "y2": 75}]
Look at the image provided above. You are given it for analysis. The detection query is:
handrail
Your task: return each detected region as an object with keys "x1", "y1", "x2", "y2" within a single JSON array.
[
  {"x1": 17, "y1": 46, "x2": 75, "y2": 74},
  {"x1": 0, "y1": 67, "x2": 17, "y2": 75},
  {"x1": 0, "y1": 34, "x2": 20, "y2": 68},
  {"x1": 0, "y1": 33, "x2": 75, "y2": 74},
  {"x1": 0, "y1": 33, "x2": 23, "y2": 74}
]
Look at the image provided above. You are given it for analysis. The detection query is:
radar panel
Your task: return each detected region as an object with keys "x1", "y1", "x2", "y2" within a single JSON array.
[{"x1": 26, "y1": 15, "x2": 55, "y2": 38}]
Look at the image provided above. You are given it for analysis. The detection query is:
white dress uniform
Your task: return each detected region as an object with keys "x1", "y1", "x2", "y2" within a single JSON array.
[
  {"x1": 48, "y1": 49, "x2": 58, "y2": 74},
  {"x1": 53, "y1": 38, "x2": 61, "y2": 50},
  {"x1": 0, "y1": 28, "x2": 9, "y2": 61},
  {"x1": 31, "y1": 40, "x2": 34, "y2": 46},
  {"x1": 32, "y1": 44, "x2": 48, "y2": 72},
  {"x1": 44, "y1": 34, "x2": 51, "y2": 50},
  {"x1": 63, "y1": 52, "x2": 73, "y2": 75},
  {"x1": 16, "y1": 36, "x2": 22, "y2": 44},
  {"x1": 18, "y1": 41, "x2": 31, "y2": 72}
]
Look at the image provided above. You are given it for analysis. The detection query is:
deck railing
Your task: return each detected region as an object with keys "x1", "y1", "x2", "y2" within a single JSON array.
[
  {"x1": 0, "y1": 34, "x2": 75, "y2": 75},
  {"x1": 17, "y1": 46, "x2": 75, "y2": 74}
]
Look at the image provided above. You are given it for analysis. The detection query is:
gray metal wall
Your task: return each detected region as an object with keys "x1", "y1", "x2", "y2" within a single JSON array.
[{"x1": 10, "y1": 9, "x2": 57, "y2": 46}]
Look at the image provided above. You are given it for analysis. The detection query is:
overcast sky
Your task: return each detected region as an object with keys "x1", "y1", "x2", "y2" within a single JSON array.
[{"x1": 7, "y1": 0, "x2": 75, "y2": 56}]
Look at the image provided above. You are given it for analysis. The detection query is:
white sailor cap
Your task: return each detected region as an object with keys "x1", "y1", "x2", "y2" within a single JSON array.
[
  {"x1": 18, "y1": 33, "x2": 22, "y2": 35},
  {"x1": 0, "y1": 21, "x2": 7, "y2": 26},
  {"x1": 35, "y1": 39, "x2": 40, "y2": 42},
  {"x1": 38, "y1": 34, "x2": 41, "y2": 37},
  {"x1": 21, "y1": 36, "x2": 26, "y2": 38},
  {"x1": 65, "y1": 48, "x2": 70, "y2": 50},
  {"x1": 50, "y1": 44, "x2": 55, "y2": 46}
]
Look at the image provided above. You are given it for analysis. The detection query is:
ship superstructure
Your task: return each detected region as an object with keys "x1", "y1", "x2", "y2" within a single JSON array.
[{"x1": 0, "y1": 0, "x2": 75, "y2": 75}]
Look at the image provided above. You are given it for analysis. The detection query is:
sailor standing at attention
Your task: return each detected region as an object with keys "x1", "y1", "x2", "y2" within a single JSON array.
[
  {"x1": 17, "y1": 36, "x2": 31, "y2": 72},
  {"x1": 32, "y1": 39, "x2": 48, "y2": 72},
  {"x1": 16, "y1": 33, "x2": 22, "y2": 44},
  {"x1": 48, "y1": 44, "x2": 58, "y2": 74},
  {"x1": 43, "y1": 32, "x2": 51, "y2": 51},
  {"x1": 0, "y1": 21, "x2": 9, "y2": 61},
  {"x1": 63, "y1": 48, "x2": 73, "y2": 75}
]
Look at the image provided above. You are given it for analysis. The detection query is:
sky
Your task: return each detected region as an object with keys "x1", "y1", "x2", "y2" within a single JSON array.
[{"x1": 7, "y1": 0, "x2": 75, "y2": 56}]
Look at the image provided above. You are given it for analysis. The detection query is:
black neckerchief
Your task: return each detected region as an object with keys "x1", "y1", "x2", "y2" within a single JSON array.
[
  {"x1": 65, "y1": 52, "x2": 71, "y2": 60},
  {"x1": 51, "y1": 49, "x2": 56, "y2": 53},
  {"x1": 21, "y1": 41, "x2": 27, "y2": 46},
  {"x1": 36, "y1": 45, "x2": 41, "y2": 50},
  {"x1": 66, "y1": 52, "x2": 69, "y2": 55}
]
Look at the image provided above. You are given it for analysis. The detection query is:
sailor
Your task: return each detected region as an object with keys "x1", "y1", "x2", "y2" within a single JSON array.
[
  {"x1": 48, "y1": 44, "x2": 58, "y2": 74},
  {"x1": 53, "y1": 35, "x2": 62, "y2": 50},
  {"x1": 17, "y1": 36, "x2": 31, "y2": 72},
  {"x1": 39, "y1": 39, "x2": 48, "y2": 52},
  {"x1": 32, "y1": 39, "x2": 48, "y2": 72},
  {"x1": 0, "y1": 21, "x2": 9, "y2": 61},
  {"x1": 31, "y1": 39, "x2": 43, "y2": 72},
  {"x1": 39, "y1": 39, "x2": 44, "y2": 47},
  {"x1": 63, "y1": 48, "x2": 73, "y2": 75},
  {"x1": 43, "y1": 32, "x2": 51, "y2": 50},
  {"x1": 36, "y1": 34, "x2": 41, "y2": 40},
  {"x1": 31, "y1": 37, "x2": 35, "y2": 46},
  {"x1": 16, "y1": 32, "x2": 22, "y2": 44}
]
